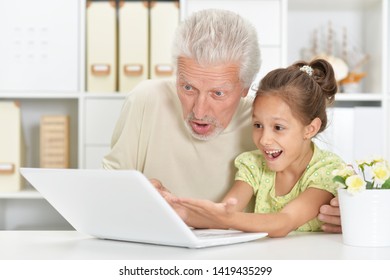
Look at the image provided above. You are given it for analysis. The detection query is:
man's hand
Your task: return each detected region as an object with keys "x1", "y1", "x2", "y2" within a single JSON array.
[
  {"x1": 150, "y1": 178, "x2": 177, "y2": 201},
  {"x1": 150, "y1": 179, "x2": 169, "y2": 194},
  {"x1": 149, "y1": 178, "x2": 189, "y2": 221},
  {"x1": 318, "y1": 197, "x2": 342, "y2": 233}
]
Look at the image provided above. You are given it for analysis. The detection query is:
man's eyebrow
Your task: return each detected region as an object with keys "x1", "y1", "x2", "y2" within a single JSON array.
[
  {"x1": 177, "y1": 75, "x2": 192, "y2": 84},
  {"x1": 178, "y1": 74, "x2": 236, "y2": 90},
  {"x1": 213, "y1": 82, "x2": 235, "y2": 90}
]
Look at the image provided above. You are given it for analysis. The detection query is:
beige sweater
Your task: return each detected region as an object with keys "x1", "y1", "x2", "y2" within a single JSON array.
[{"x1": 102, "y1": 79, "x2": 256, "y2": 201}]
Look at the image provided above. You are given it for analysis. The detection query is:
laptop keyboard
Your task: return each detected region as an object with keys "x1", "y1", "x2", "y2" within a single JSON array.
[{"x1": 193, "y1": 229, "x2": 244, "y2": 239}]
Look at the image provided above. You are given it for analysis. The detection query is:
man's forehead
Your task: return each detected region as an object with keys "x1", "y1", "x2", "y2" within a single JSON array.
[{"x1": 177, "y1": 57, "x2": 240, "y2": 72}]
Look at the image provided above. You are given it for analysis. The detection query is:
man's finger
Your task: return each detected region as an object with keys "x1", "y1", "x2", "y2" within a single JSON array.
[
  {"x1": 319, "y1": 204, "x2": 340, "y2": 217},
  {"x1": 321, "y1": 223, "x2": 342, "y2": 233},
  {"x1": 330, "y1": 196, "x2": 340, "y2": 207},
  {"x1": 318, "y1": 213, "x2": 341, "y2": 226}
]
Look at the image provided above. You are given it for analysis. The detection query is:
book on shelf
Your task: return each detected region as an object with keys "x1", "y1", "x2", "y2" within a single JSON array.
[{"x1": 40, "y1": 115, "x2": 70, "y2": 168}]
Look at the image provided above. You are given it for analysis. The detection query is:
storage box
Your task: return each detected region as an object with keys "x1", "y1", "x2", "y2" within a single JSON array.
[
  {"x1": 118, "y1": 0, "x2": 149, "y2": 92},
  {"x1": 0, "y1": 102, "x2": 25, "y2": 191},
  {"x1": 86, "y1": 0, "x2": 117, "y2": 92},
  {"x1": 150, "y1": 1, "x2": 179, "y2": 79}
]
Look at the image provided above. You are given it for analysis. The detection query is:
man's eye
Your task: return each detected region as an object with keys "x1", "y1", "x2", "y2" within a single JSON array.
[
  {"x1": 183, "y1": 84, "x2": 193, "y2": 91},
  {"x1": 214, "y1": 91, "x2": 224, "y2": 97}
]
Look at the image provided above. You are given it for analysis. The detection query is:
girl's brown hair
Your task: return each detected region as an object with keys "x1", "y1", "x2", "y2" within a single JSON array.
[{"x1": 256, "y1": 58, "x2": 337, "y2": 133}]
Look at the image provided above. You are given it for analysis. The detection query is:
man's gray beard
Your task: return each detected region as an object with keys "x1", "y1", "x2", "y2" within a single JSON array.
[
  {"x1": 184, "y1": 121, "x2": 224, "y2": 141},
  {"x1": 183, "y1": 114, "x2": 224, "y2": 141}
]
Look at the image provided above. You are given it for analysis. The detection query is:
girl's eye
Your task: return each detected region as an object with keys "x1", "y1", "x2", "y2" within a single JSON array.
[
  {"x1": 253, "y1": 123, "x2": 262, "y2": 129},
  {"x1": 275, "y1": 125, "x2": 284, "y2": 131}
]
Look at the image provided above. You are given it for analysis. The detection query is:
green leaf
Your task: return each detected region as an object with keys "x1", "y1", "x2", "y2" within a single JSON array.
[
  {"x1": 366, "y1": 181, "x2": 374, "y2": 189},
  {"x1": 381, "y1": 179, "x2": 390, "y2": 189},
  {"x1": 333, "y1": 175, "x2": 345, "y2": 185}
]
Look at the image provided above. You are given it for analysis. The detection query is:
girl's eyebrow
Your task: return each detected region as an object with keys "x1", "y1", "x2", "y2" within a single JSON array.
[{"x1": 252, "y1": 112, "x2": 289, "y2": 123}]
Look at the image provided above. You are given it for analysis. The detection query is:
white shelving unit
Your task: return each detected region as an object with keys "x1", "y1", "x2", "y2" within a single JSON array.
[
  {"x1": 287, "y1": 0, "x2": 389, "y2": 163},
  {"x1": 0, "y1": 0, "x2": 389, "y2": 229}
]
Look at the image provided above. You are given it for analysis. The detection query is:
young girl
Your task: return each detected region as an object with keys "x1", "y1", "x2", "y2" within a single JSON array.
[{"x1": 173, "y1": 59, "x2": 345, "y2": 237}]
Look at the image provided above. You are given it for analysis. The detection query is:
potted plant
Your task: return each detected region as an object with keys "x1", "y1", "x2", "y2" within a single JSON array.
[{"x1": 333, "y1": 157, "x2": 390, "y2": 247}]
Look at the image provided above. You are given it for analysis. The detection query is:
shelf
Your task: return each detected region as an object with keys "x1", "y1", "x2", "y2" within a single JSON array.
[
  {"x1": 335, "y1": 93, "x2": 383, "y2": 102},
  {"x1": 0, "y1": 92, "x2": 81, "y2": 99},
  {"x1": 289, "y1": 0, "x2": 380, "y2": 11},
  {"x1": 0, "y1": 189, "x2": 42, "y2": 199},
  {"x1": 83, "y1": 93, "x2": 129, "y2": 99},
  {"x1": 0, "y1": 92, "x2": 381, "y2": 102},
  {"x1": 0, "y1": 92, "x2": 129, "y2": 100}
]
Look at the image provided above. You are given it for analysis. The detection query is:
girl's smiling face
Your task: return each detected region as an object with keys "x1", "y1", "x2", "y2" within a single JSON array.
[{"x1": 252, "y1": 94, "x2": 317, "y2": 173}]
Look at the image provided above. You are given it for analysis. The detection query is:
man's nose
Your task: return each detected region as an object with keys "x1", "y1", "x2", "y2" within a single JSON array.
[{"x1": 192, "y1": 93, "x2": 209, "y2": 119}]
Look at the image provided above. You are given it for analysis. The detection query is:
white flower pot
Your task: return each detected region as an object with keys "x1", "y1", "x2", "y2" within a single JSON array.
[{"x1": 338, "y1": 188, "x2": 390, "y2": 247}]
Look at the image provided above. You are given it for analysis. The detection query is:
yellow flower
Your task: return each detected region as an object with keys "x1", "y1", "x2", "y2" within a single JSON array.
[
  {"x1": 333, "y1": 157, "x2": 390, "y2": 191},
  {"x1": 345, "y1": 175, "x2": 365, "y2": 194},
  {"x1": 372, "y1": 163, "x2": 390, "y2": 185},
  {"x1": 332, "y1": 164, "x2": 355, "y2": 178}
]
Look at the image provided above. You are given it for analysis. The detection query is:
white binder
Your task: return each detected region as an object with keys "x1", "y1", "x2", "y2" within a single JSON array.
[
  {"x1": 0, "y1": 102, "x2": 25, "y2": 191},
  {"x1": 150, "y1": 1, "x2": 179, "y2": 79},
  {"x1": 118, "y1": 0, "x2": 149, "y2": 92},
  {"x1": 86, "y1": 0, "x2": 117, "y2": 92}
]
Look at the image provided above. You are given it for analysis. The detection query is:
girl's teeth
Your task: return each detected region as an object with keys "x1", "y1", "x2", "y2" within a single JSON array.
[{"x1": 265, "y1": 150, "x2": 282, "y2": 158}]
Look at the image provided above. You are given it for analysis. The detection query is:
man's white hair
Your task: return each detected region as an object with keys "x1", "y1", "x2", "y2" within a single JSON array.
[{"x1": 172, "y1": 9, "x2": 261, "y2": 88}]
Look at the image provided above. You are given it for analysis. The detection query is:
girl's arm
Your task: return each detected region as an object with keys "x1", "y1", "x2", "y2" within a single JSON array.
[{"x1": 178, "y1": 185, "x2": 333, "y2": 237}]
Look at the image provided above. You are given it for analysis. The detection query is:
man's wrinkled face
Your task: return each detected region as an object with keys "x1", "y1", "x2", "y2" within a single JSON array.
[{"x1": 176, "y1": 57, "x2": 246, "y2": 141}]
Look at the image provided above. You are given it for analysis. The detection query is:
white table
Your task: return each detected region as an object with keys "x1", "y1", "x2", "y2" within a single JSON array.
[{"x1": 0, "y1": 231, "x2": 389, "y2": 260}]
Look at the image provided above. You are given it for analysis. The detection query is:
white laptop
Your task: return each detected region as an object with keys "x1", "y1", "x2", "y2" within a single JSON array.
[{"x1": 20, "y1": 168, "x2": 267, "y2": 248}]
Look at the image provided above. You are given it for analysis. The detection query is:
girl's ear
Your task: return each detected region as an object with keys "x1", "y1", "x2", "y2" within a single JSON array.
[{"x1": 304, "y1": 117, "x2": 321, "y2": 140}]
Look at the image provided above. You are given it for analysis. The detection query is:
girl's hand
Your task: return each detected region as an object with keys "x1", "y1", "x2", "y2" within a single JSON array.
[{"x1": 175, "y1": 197, "x2": 238, "y2": 229}]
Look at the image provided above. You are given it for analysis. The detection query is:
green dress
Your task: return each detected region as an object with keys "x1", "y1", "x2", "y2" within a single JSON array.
[{"x1": 234, "y1": 143, "x2": 344, "y2": 232}]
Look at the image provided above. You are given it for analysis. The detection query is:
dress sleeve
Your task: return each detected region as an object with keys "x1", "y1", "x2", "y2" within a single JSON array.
[
  {"x1": 302, "y1": 151, "x2": 345, "y2": 196},
  {"x1": 234, "y1": 151, "x2": 264, "y2": 194}
]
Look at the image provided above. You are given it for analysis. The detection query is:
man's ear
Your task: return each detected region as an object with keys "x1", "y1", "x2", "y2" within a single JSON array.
[
  {"x1": 242, "y1": 88, "x2": 250, "y2": 97},
  {"x1": 305, "y1": 117, "x2": 322, "y2": 140}
]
